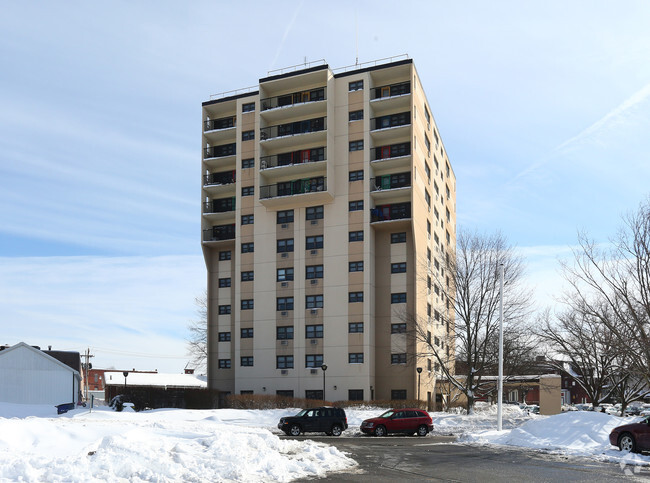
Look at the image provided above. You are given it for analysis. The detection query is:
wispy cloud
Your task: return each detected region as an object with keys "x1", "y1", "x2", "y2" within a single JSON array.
[{"x1": 268, "y1": 0, "x2": 304, "y2": 71}]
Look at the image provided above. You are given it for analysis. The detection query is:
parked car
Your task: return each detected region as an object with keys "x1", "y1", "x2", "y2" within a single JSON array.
[
  {"x1": 278, "y1": 407, "x2": 348, "y2": 436},
  {"x1": 360, "y1": 408, "x2": 433, "y2": 437},
  {"x1": 609, "y1": 416, "x2": 650, "y2": 453}
]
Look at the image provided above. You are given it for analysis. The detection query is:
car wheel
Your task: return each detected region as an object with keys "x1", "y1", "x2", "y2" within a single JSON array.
[
  {"x1": 374, "y1": 425, "x2": 387, "y2": 437},
  {"x1": 417, "y1": 425, "x2": 428, "y2": 437},
  {"x1": 289, "y1": 424, "x2": 301, "y2": 436},
  {"x1": 619, "y1": 433, "x2": 637, "y2": 453},
  {"x1": 331, "y1": 424, "x2": 343, "y2": 437}
]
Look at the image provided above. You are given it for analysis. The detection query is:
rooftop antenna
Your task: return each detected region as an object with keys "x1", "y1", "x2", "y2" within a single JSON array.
[
  {"x1": 355, "y1": 12, "x2": 359, "y2": 65},
  {"x1": 304, "y1": 56, "x2": 307, "y2": 67}
]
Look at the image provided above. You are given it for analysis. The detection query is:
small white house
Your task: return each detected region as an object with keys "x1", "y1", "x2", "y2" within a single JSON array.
[{"x1": 0, "y1": 342, "x2": 81, "y2": 406}]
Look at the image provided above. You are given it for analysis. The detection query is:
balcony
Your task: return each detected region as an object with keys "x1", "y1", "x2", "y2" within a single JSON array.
[
  {"x1": 261, "y1": 87, "x2": 325, "y2": 110},
  {"x1": 370, "y1": 202, "x2": 411, "y2": 223},
  {"x1": 260, "y1": 117, "x2": 326, "y2": 150},
  {"x1": 203, "y1": 170, "x2": 236, "y2": 186},
  {"x1": 203, "y1": 197, "x2": 236, "y2": 214},
  {"x1": 260, "y1": 147, "x2": 326, "y2": 180},
  {"x1": 203, "y1": 224, "x2": 236, "y2": 243},
  {"x1": 204, "y1": 116, "x2": 236, "y2": 132},
  {"x1": 370, "y1": 112, "x2": 410, "y2": 131},
  {"x1": 370, "y1": 173, "x2": 411, "y2": 202},
  {"x1": 204, "y1": 143, "x2": 236, "y2": 160},
  {"x1": 371, "y1": 81, "x2": 410, "y2": 100},
  {"x1": 259, "y1": 176, "x2": 332, "y2": 208}
]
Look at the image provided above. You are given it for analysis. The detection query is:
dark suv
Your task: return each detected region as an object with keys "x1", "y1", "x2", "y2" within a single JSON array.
[
  {"x1": 361, "y1": 408, "x2": 433, "y2": 436},
  {"x1": 278, "y1": 407, "x2": 348, "y2": 436}
]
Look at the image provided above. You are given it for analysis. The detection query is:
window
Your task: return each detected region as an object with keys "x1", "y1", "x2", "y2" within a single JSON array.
[
  {"x1": 306, "y1": 354, "x2": 324, "y2": 368},
  {"x1": 218, "y1": 305, "x2": 231, "y2": 315},
  {"x1": 349, "y1": 109, "x2": 364, "y2": 121},
  {"x1": 349, "y1": 230, "x2": 364, "y2": 242},
  {"x1": 425, "y1": 162, "x2": 431, "y2": 182},
  {"x1": 349, "y1": 322, "x2": 364, "y2": 333},
  {"x1": 425, "y1": 190, "x2": 431, "y2": 209},
  {"x1": 446, "y1": 208, "x2": 451, "y2": 223},
  {"x1": 424, "y1": 106, "x2": 431, "y2": 124},
  {"x1": 427, "y1": 303, "x2": 432, "y2": 317},
  {"x1": 218, "y1": 332, "x2": 231, "y2": 342},
  {"x1": 219, "y1": 250, "x2": 231, "y2": 260},
  {"x1": 306, "y1": 294, "x2": 323, "y2": 309},
  {"x1": 277, "y1": 355, "x2": 294, "y2": 369},
  {"x1": 349, "y1": 261, "x2": 364, "y2": 272},
  {"x1": 349, "y1": 80, "x2": 363, "y2": 91},
  {"x1": 241, "y1": 214, "x2": 254, "y2": 225},
  {"x1": 306, "y1": 205, "x2": 324, "y2": 220},
  {"x1": 242, "y1": 130, "x2": 254, "y2": 141},
  {"x1": 306, "y1": 325, "x2": 323, "y2": 338},
  {"x1": 391, "y1": 353, "x2": 407, "y2": 364},
  {"x1": 391, "y1": 323, "x2": 407, "y2": 334},
  {"x1": 391, "y1": 293, "x2": 407, "y2": 304},
  {"x1": 241, "y1": 299, "x2": 254, "y2": 310},
  {"x1": 435, "y1": 310, "x2": 441, "y2": 322},
  {"x1": 306, "y1": 235, "x2": 323, "y2": 249},
  {"x1": 241, "y1": 271, "x2": 254, "y2": 281},
  {"x1": 391, "y1": 262, "x2": 406, "y2": 273},
  {"x1": 446, "y1": 230, "x2": 451, "y2": 243},
  {"x1": 241, "y1": 328, "x2": 254, "y2": 338},
  {"x1": 218, "y1": 359, "x2": 231, "y2": 369},
  {"x1": 305, "y1": 389, "x2": 323, "y2": 400},
  {"x1": 277, "y1": 210, "x2": 294, "y2": 224},
  {"x1": 277, "y1": 326, "x2": 294, "y2": 340},
  {"x1": 242, "y1": 186, "x2": 254, "y2": 197},
  {"x1": 241, "y1": 356, "x2": 253, "y2": 367},
  {"x1": 391, "y1": 232, "x2": 406, "y2": 243},
  {"x1": 240, "y1": 390, "x2": 253, "y2": 395},
  {"x1": 276, "y1": 390, "x2": 294, "y2": 397},
  {"x1": 349, "y1": 353, "x2": 364, "y2": 364},
  {"x1": 349, "y1": 291, "x2": 364, "y2": 303},
  {"x1": 277, "y1": 267, "x2": 294, "y2": 281},
  {"x1": 277, "y1": 238, "x2": 294, "y2": 253},
  {"x1": 305, "y1": 265, "x2": 323, "y2": 279},
  {"x1": 242, "y1": 158, "x2": 254, "y2": 169},
  {"x1": 349, "y1": 170, "x2": 364, "y2": 181},
  {"x1": 391, "y1": 389, "x2": 407, "y2": 399},
  {"x1": 218, "y1": 277, "x2": 231, "y2": 288},
  {"x1": 242, "y1": 102, "x2": 255, "y2": 113},
  {"x1": 349, "y1": 140, "x2": 364, "y2": 151},
  {"x1": 241, "y1": 242, "x2": 254, "y2": 253},
  {"x1": 277, "y1": 297, "x2": 294, "y2": 311},
  {"x1": 349, "y1": 200, "x2": 364, "y2": 211},
  {"x1": 424, "y1": 133, "x2": 431, "y2": 153},
  {"x1": 349, "y1": 389, "x2": 364, "y2": 401}
]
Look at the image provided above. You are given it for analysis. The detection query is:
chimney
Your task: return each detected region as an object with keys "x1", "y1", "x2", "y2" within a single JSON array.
[{"x1": 48, "y1": 345, "x2": 52, "y2": 350}]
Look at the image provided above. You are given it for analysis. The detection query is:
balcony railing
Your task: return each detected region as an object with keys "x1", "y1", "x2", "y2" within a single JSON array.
[
  {"x1": 261, "y1": 87, "x2": 326, "y2": 111},
  {"x1": 203, "y1": 197, "x2": 236, "y2": 214},
  {"x1": 204, "y1": 116, "x2": 236, "y2": 132},
  {"x1": 203, "y1": 224, "x2": 236, "y2": 242},
  {"x1": 260, "y1": 117, "x2": 326, "y2": 141},
  {"x1": 260, "y1": 147, "x2": 326, "y2": 170},
  {"x1": 204, "y1": 143, "x2": 236, "y2": 159},
  {"x1": 371, "y1": 142, "x2": 411, "y2": 161},
  {"x1": 260, "y1": 176, "x2": 326, "y2": 199},
  {"x1": 370, "y1": 173, "x2": 411, "y2": 191},
  {"x1": 370, "y1": 112, "x2": 410, "y2": 131},
  {"x1": 370, "y1": 202, "x2": 411, "y2": 222},
  {"x1": 371, "y1": 81, "x2": 411, "y2": 100},
  {"x1": 203, "y1": 170, "x2": 236, "y2": 186}
]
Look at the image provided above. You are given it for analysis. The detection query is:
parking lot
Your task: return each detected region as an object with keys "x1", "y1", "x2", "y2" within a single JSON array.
[{"x1": 282, "y1": 435, "x2": 642, "y2": 482}]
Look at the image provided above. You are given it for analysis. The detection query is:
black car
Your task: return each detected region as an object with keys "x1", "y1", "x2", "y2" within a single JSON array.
[{"x1": 278, "y1": 407, "x2": 348, "y2": 436}]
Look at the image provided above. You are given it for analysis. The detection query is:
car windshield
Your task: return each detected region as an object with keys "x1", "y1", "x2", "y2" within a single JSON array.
[
  {"x1": 379, "y1": 410, "x2": 394, "y2": 418},
  {"x1": 296, "y1": 409, "x2": 309, "y2": 417}
]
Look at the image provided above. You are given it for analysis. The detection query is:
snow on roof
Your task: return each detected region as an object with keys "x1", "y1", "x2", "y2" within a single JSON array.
[{"x1": 104, "y1": 372, "x2": 207, "y2": 388}]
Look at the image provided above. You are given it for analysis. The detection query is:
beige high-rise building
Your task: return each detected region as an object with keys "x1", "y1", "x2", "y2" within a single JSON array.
[{"x1": 201, "y1": 57, "x2": 456, "y2": 406}]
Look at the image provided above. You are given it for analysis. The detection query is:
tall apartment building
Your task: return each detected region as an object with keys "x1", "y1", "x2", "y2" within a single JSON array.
[{"x1": 201, "y1": 57, "x2": 456, "y2": 406}]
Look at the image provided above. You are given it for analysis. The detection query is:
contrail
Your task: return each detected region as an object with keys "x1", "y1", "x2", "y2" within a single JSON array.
[{"x1": 269, "y1": 0, "x2": 305, "y2": 71}]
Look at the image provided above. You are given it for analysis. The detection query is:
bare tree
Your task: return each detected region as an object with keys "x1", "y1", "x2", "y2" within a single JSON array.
[
  {"x1": 560, "y1": 198, "x2": 650, "y2": 387},
  {"x1": 415, "y1": 230, "x2": 534, "y2": 413},
  {"x1": 186, "y1": 290, "x2": 208, "y2": 369}
]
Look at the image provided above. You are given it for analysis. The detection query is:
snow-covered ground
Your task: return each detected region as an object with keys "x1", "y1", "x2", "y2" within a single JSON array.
[{"x1": 1, "y1": 401, "x2": 649, "y2": 481}]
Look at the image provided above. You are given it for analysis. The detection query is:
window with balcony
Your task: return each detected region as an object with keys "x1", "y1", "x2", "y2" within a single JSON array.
[
  {"x1": 306, "y1": 325, "x2": 323, "y2": 338},
  {"x1": 349, "y1": 292, "x2": 363, "y2": 303},
  {"x1": 372, "y1": 172, "x2": 410, "y2": 190},
  {"x1": 349, "y1": 322, "x2": 364, "y2": 333},
  {"x1": 277, "y1": 355, "x2": 294, "y2": 369},
  {"x1": 277, "y1": 268, "x2": 294, "y2": 281},
  {"x1": 306, "y1": 235, "x2": 323, "y2": 249},
  {"x1": 372, "y1": 112, "x2": 410, "y2": 130},
  {"x1": 373, "y1": 81, "x2": 410, "y2": 99},
  {"x1": 349, "y1": 261, "x2": 364, "y2": 272},
  {"x1": 267, "y1": 147, "x2": 325, "y2": 168},
  {"x1": 277, "y1": 210, "x2": 294, "y2": 224},
  {"x1": 262, "y1": 87, "x2": 325, "y2": 110},
  {"x1": 349, "y1": 230, "x2": 364, "y2": 242},
  {"x1": 204, "y1": 143, "x2": 236, "y2": 158},
  {"x1": 371, "y1": 203, "x2": 411, "y2": 222},
  {"x1": 204, "y1": 116, "x2": 235, "y2": 131},
  {"x1": 277, "y1": 326, "x2": 294, "y2": 339},
  {"x1": 306, "y1": 354, "x2": 324, "y2": 368},
  {"x1": 261, "y1": 117, "x2": 326, "y2": 140},
  {"x1": 204, "y1": 170, "x2": 236, "y2": 186},
  {"x1": 373, "y1": 142, "x2": 410, "y2": 161},
  {"x1": 306, "y1": 265, "x2": 323, "y2": 279},
  {"x1": 306, "y1": 295, "x2": 323, "y2": 309},
  {"x1": 241, "y1": 328, "x2": 254, "y2": 338},
  {"x1": 241, "y1": 271, "x2": 254, "y2": 281},
  {"x1": 277, "y1": 238, "x2": 294, "y2": 253},
  {"x1": 277, "y1": 297, "x2": 294, "y2": 311}
]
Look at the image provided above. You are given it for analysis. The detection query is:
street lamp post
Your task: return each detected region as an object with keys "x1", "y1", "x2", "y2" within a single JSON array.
[
  {"x1": 123, "y1": 371, "x2": 129, "y2": 395},
  {"x1": 321, "y1": 364, "x2": 327, "y2": 402},
  {"x1": 417, "y1": 367, "x2": 423, "y2": 403},
  {"x1": 497, "y1": 263, "x2": 504, "y2": 431}
]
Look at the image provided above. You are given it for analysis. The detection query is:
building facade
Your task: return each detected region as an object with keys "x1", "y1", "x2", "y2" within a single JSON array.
[{"x1": 201, "y1": 57, "x2": 456, "y2": 404}]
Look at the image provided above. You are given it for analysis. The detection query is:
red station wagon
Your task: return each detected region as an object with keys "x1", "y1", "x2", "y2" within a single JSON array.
[{"x1": 361, "y1": 408, "x2": 433, "y2": 437}]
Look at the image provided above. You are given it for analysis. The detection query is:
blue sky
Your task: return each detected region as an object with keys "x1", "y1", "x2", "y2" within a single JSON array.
[{"x1": 1, "y1": 1, "x2": 649, "y2": 372}]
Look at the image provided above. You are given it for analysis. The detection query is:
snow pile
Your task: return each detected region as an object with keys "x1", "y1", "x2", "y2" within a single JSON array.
[
  {"x1": 0, "y1": 405, "x2": 356, "y2": 482},
  {"x1": 431, "y1": 402, "x2": 531, "y2": 435}
]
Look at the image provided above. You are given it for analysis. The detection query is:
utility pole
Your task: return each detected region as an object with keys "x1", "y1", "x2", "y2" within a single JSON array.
[{"x1": 84, "y1": 348, "x2": 94, "y2": 402}]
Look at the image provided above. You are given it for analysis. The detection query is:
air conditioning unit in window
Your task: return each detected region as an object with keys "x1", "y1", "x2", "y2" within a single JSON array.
[
  {"x1": 281, "y1": 369, "x2": 288, "y2": 375},
  {"x1": 310, "y1": 339, "x2": 318, "y2": 345},
  {"x1": 310, "y1": 309, "x2": 318, "y2": 314},
  {"x1": 281, "y1": 223, "x2": 288, "y2": 229},
  {"x1": 280, "y1": 340, "x2": 288, "y2": 346},
  {"x1": 311, "y1": 220, "x2": 318, "y2": 225},
  {"x1": 281, "y1": 253, "x2": 288, "y2": 258},
  {"x1": 310, "y1": 369, "x2": 318, "y2": 374},
  {"x1": 310, "y1": 250, "x2": 318, "y2": 255},
  {"x1": 281, "y1": 311, "x2": 288, "y2": 317},
  {"x1": 310, "y1": 279, "x2": 318, "y2": 285},
  {"x1": 281, "y1": 282, "x2": 288, "y2": 287}
]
